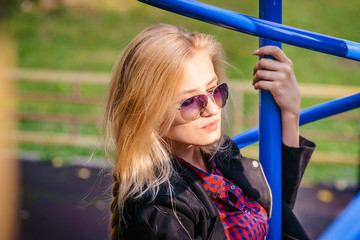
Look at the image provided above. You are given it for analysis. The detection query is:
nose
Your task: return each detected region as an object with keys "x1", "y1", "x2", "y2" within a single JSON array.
[{"x1": 202, "y1": 95, "x2": 220, "y2": 117}]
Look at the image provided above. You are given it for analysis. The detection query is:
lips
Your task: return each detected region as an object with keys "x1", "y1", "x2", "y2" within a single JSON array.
[{"x1": 201, "y1": 119, "x2": 219, "y2": 131}]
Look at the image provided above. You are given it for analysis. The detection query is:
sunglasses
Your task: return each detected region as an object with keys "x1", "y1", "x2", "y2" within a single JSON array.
[{"x1": 177, "y1": 82, "x2": 229, "y2": 121}]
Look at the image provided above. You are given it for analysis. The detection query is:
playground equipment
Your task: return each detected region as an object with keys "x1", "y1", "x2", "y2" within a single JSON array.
[{"x1": 138, "y1": 0, "x2": 360, "y2": 239}]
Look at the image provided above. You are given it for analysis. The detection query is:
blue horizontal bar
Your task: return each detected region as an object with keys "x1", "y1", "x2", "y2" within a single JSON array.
[
  {"x1": 232, "y1": 93, "x2": 360, "y2": 148},
  {"x1": 138, "y1": 0, "x2": 360, "y2": 61},
  {"x1": 318, "y1": 191, "x2": 360, "y2": 240}
]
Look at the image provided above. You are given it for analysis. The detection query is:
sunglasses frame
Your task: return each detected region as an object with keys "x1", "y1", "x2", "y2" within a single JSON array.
[{"x1": 177, "y1": 82, "x2": 229, "y2": 121}]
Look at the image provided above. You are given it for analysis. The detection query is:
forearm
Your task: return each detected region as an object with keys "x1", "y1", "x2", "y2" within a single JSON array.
[
  {"x1": 252, "y1": 46, "x2": 301, "y2": 147},
  {"x1": 281, "y1": 111, "x2": 299, "y2": 147},
  {"x1": 282, "y1": 136, "x2": 316, "y2": 208}
]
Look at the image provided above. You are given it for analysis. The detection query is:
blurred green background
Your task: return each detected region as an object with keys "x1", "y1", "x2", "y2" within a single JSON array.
[{"x1": 2, "y1": 0, "x2": 360, "y2": 184}]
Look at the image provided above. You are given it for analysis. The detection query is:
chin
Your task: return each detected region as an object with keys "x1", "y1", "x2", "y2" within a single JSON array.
[{"x1": 199, "y1": 130, "x2": 222, "y2": 146}]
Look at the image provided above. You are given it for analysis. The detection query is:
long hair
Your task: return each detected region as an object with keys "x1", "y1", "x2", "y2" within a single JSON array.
[{"x1": 103, "y1": 23, "x2": 228, "y2": 239}]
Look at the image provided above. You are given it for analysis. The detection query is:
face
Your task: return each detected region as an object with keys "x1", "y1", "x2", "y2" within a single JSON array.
[{"x1": 166, "y1": 51, "x2": 223, "y2": 152}]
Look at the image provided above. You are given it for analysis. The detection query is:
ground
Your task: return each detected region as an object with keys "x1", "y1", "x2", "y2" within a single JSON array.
[{"x1": 20, "y1": 159, "x2": 358, "y2": 239}]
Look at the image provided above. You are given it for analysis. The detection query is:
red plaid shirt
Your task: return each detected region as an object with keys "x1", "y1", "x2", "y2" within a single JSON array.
[{"x1": 174, "y1": 155, "x2": 269, "y2": 240}]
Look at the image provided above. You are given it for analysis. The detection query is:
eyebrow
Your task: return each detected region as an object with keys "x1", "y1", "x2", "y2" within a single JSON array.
[{"x1": 181, "y1": 76, "x2": 218, "y2": 95}]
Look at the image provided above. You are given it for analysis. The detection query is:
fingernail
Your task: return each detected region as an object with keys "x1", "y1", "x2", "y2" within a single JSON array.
[{"x1": 252, "y1": 49, "x2": 259, "y2": 55}]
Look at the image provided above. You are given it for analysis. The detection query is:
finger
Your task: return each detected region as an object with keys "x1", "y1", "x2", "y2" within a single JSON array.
[
  {"x1": 253, "y1": 46, "x2": 292, "y2": 64},
  {"x1": 253, "y1": 58, "x2": 283, "y2": 74},
  {"x1": 253, "y1": 70, "x2": 273, "y2": 85},
  {"x1": 253, "y1": 70, "x2": 284, "y2": 85},
  {"x1": 253, "y1": 80, "x2": 280, "y2": 92}
]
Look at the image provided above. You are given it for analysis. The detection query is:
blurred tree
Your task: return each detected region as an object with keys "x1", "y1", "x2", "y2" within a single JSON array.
[{"x1": 0, "y1": 28, "x2": 19, "y2": 240}]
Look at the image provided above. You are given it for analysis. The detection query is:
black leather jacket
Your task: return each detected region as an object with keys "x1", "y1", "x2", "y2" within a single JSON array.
[{"x1": 119, "y1": 135, "x2": 315, "y2": 240}]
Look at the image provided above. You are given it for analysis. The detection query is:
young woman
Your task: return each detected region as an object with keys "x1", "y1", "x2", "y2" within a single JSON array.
[{"x1": 104, "y1": 23, "x2": 315, "y2": 240}]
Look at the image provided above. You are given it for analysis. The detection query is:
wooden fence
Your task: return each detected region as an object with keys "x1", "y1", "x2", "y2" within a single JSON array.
[{"x1": 12, "y1": 69, "x2": 360, "y2": 165}]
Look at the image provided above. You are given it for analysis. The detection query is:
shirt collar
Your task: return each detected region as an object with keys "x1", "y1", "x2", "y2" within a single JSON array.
[{"x1": 172, "y1": 154, "x2": 216, "y2": 175}]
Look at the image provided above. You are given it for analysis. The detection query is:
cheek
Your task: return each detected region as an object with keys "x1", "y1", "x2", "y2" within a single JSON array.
[
  {"x1": 166, "y1": 112, "x2": 222, "y2": 146},
  {"x1": 166, "y1": 112, "x2": 191, "y2": 140}
]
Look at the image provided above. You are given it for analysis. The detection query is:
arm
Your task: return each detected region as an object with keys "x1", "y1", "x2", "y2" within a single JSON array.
[
  {"x1": 281, "y1": 136, "x2": 315, "y2": 208},
  {"x1": 252, "y1": 46, "x2": 315, "y2": 207},
  {"x1": 252, "y1": 46, "x2": 300, "y2": 147}
]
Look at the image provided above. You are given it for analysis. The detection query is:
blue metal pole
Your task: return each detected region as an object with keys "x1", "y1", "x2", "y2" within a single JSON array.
[
  {"x1": 232, "y1": 93, "x2": 360, "y2": 149},
  {"x1": 136, "y1": 0, "x2": 360, "y2": 238},
  {"x1": 258, "y1": 0, "x2": 282, "y2": 239},
  {"x1": 138, "y1": 0, "x2": 360, "y2": 61},
  {"x1": 318, "y1": 191, "x2": 360, "y2": 240}
]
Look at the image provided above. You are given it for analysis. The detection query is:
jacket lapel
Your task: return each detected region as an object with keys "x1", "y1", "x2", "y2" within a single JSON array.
[
  {"x1": 171, "y1": 157, "x2": 227, "y2": 239},
  {"x1": 213, "y1": 136, "x2": 272, "y2": 217}
]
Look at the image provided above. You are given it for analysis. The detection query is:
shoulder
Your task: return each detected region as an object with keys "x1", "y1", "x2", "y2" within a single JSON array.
[
  {"x1": 123, "y1": 172, "x2": 199, "y2": 220},
  {"x1": 119, "y1": 168, "x2": 215, "y2": 239}
]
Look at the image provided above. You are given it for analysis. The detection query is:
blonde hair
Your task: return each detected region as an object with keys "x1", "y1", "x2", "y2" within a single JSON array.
[{"x1": 104, "y1": 23, "x2": 228, "y2": 239}]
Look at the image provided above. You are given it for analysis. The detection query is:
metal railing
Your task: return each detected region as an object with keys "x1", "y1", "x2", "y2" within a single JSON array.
[
  {"x1": 14, "y1": 69, "x2": 359, "y2": 165},
  {"x1": 137, "y1": 0, "x2": 360, "y2": 239}
]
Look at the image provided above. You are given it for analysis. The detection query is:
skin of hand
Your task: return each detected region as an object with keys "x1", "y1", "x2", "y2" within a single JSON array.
[{"x1": 252, "y1": 46, "x2": 300, "y2": 147}]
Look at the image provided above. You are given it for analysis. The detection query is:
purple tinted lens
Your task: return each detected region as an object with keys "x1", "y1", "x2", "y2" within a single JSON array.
[
  {"x1": 213, "y1": 83, "x2": 228, "y2": 108},
  {"x1": 180, "y1": 94, "x2": 208, "y2": 121}
]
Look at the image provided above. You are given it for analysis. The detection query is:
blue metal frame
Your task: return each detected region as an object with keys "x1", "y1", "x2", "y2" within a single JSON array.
[
  {"x1": 232, "y1": 93, "x2": 360, "y2": 148},
  {"x1": 318, "y1": 191, "x2": 360, "y2": 240},
  {"x1": 138, "y1": 0, "x2": 360, "y2": 61},
  {"x1": 258, "y1": 0, "x2": 282, "y2": 238},
  {"x1": 138, "y1": 0, "x2": 360, "y2": 238}
]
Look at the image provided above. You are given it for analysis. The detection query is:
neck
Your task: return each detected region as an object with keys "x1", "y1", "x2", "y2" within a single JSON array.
[{"x1": 170, "y1": 142, "x2": 209, "y2": 172}]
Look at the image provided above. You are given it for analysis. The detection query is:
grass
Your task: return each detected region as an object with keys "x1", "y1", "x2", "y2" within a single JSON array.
[
  {"x1": 304, "y1": 163, "x2": 359, "y2": 185},
  {"x1": 19, "y1": 142, "x2": 104, "y2": 163},
  {"x1": 19, "y1": 101, "x2": 101, "y2": 115},
  {"x1": 5, "y1": 0, "x2": 360, "y2": 83},
  {"x1": 4, "y1": 0, "x2": 360, "y2": 183}
]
